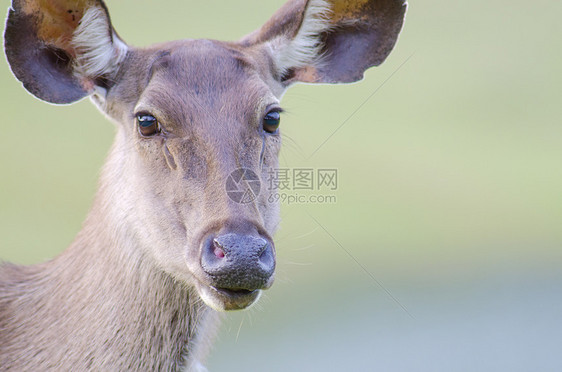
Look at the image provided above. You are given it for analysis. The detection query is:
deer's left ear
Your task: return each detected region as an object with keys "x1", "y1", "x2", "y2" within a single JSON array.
[
  {"x1": 242, "y1": 0, "x2": 407, "y2": 84},
  {"x1": 4, "y1": 0, "x2": 128, "y2": 104}
]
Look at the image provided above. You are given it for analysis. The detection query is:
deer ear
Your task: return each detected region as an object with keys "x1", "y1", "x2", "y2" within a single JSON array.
[
  {"x1": 242, "y1": 0, "x2": 407, "y2": 84},
  {"x1": 4, "y1": 0, "x2": 127, "y2": 104}
]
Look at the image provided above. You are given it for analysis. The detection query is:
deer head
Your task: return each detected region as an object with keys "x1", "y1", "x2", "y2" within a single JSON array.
[{"x1": 4, "y1": 0, "x2": 407, "y2": 311}]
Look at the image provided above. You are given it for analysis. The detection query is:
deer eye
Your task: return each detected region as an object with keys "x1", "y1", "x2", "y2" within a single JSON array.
[
  {"x1": 136, "y1": 114, "x2": 161, "y2": 136},
  {"x1": 263, "y1": 110, "x2": 281, "y2": 134}
]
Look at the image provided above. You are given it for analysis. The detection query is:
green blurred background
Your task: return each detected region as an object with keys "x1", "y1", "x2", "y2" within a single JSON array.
[{"x1": 1, "y1": 0, "x2": 561, "y2": 370}]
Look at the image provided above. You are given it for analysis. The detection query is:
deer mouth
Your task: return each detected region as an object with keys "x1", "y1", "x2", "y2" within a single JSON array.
[{"x1": 196, "y1": 282, "x2": 262, "y2": 311}]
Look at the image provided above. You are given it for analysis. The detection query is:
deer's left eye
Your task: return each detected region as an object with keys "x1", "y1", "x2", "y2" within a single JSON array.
[
  {"x1": 136, "y1": 114, "x2": 161, "y2": 136},
  {"x1": 263, "y1": 110, "x2": 281, "y2": 134}
]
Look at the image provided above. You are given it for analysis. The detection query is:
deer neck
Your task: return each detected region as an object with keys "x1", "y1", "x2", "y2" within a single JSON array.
[{"x1": 0, "y1": 167, "x2": 218, "y2": 371}]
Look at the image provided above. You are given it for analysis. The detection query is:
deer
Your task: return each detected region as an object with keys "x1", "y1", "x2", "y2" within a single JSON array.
[{"x1": 0, "y1": 0, "x2": 406, "y2": 370}]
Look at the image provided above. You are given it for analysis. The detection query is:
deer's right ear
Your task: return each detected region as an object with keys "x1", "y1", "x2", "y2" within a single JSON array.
[{"x1": 4, "y1": 0, "x2": 127, "y2": 104}]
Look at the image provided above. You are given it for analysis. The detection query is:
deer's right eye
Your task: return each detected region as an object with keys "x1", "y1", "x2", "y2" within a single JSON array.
[{"x1": 136, "y1": 114, "x2": 161, "y2": 136}]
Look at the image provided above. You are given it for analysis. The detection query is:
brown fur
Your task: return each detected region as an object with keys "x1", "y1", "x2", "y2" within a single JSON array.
[{"x1": 1, "y1": 0, "x2": 406, "y2": 370}]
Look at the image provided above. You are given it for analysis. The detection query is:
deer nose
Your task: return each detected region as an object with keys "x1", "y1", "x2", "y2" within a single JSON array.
[{"x1": 201, "y1": 233, "x2": 275, "y2": 290}]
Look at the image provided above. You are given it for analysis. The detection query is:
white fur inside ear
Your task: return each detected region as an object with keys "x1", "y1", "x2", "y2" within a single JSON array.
[
  {"x1": 270, "y1": 0, "x2": 332, "y2": 77},
  {"x1": 71, "y1": 7, "x2": 128, "y2": 80}
]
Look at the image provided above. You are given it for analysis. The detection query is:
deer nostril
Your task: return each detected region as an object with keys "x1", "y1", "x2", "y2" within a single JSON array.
[
  {"x1": 258, "y1": 243, "x2": 268, "y2": 257},
  {"x1": 212, "y1": 239, "x2": 225, "y2": 259}
]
